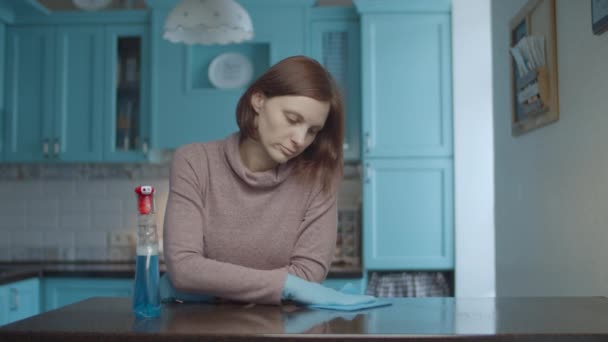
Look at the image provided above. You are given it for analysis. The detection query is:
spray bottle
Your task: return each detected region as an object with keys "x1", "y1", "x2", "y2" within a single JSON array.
[{"x1": 132, "y1": 185, "x2": 161, "y2": 318}]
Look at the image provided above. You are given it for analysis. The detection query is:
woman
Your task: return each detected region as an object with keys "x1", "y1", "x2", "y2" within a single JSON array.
[{"x1": 162, "y1": 55, "x2": 375, "y2": 306}]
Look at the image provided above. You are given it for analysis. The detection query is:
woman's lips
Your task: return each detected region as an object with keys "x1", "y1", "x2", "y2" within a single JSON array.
[{"x1": 279, "y1": 145, "x2": 295, "y2": 157}]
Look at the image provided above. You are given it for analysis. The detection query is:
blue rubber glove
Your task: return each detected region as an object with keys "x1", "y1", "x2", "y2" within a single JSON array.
[
  {"x1": 159, "y1": 274, "x2": 216, "y2": 303},
  {"x1": 282, "y1": 274, "x2": 376, "y2": 306}
]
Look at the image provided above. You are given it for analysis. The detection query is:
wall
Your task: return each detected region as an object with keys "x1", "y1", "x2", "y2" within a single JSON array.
[
  {"x1": 0, "y1": 165, "x2": 170, "y2": 261},
  {"x1": 493, "y1": 0, "x2": 608, "y2": 296},
  {"x1": 452, "y1": 0, "x2": 495, "y2": 297}
]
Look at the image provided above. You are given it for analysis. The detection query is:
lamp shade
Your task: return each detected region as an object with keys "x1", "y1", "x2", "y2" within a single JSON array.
[{"x1": 163, "y1": 0, "x2": 254, "y2": 45}]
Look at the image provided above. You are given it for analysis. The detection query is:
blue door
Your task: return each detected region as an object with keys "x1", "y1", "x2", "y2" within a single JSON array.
[
  {"x1": 103, "y1": 24, "x2": 150, "y2": 162},
  {"x1": 362, "y1": 159, "x2": 454, "y2": 270},
  {"x1": 360, "y1": 13, "x2": 452, "y2": 158},
  {"x1": 54, "y1": 25, "x2": 104, "y2": 161},
  {"x1": 4, "y1": 26, "x2": 55, "y2": 162}
]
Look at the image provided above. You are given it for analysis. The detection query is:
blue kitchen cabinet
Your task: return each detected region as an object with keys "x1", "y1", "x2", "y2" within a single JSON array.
[
  {"x1": 0, "y1": 21, "x2": 6, "y2": 161},
  {"x1": 4, "y1": 10, "x2": 150, "y2": 163},
  {"x1": 355, "y1": 0, "x2": 453, "y2": 272},
  {"x1": 4, "y1": 25, "x2": 104, "y2": 162},
  {"x1": 103, "y1": 24, "x2": 150, "y2": 162},
  {"x1": 4, "y1": 26, "x2": 54, "y2": 162},
  {"x1": 0, "y1": 278, "x2": 40, "y2": 326},
  {"x1": 309, "y1": 8, "x2": 361, "y2": 162},
  {"x1": 42, "y1": 277, "x2": 133, "y2": 312},
  {"x1": 356, "y1": 1, "x2": 452, "y2": 158},
  {"x1": 362, "y1": 159, "x2": 453, "y2": 270},
  {"x1": 0, "y1": 284, "x2": 6, "y2": 325}
]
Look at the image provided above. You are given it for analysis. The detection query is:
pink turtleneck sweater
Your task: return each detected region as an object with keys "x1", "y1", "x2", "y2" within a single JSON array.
[{"x1": 163, "y1": 133, "x2": 339, "y2": 305}]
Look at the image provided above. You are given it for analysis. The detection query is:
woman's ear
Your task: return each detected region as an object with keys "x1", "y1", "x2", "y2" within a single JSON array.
[{"x1": 251, "y1": 92, "x2": 265, "y2": 113}]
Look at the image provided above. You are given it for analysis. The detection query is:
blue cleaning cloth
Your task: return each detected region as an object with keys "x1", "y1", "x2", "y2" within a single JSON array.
[{"x1": 308, "y1": 299, "x2": 392, "y2": 311}]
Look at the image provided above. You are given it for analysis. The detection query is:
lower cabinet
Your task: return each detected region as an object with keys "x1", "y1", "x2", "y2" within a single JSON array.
[
  {"x1": 0, "y1": 278, "x2": 40, "y2": 326},
  {"x1": 42, "y1": 277, "x2": 133, "y2": 312},
  {"x1": 363, "y1": 159, "x2": 454, "y2": 270}
]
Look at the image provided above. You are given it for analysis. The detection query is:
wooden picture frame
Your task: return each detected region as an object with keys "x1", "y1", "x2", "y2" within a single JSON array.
[
  {"x1": 592, "y1": 0, "x2": 608, "y2": 35},
  {"x1": 509, "y1": 0, "x2": 559, "y2": 136}
]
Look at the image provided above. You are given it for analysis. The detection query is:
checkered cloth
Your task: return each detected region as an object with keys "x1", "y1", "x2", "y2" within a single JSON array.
[{"x1": 365, "y1": 272, "x2": 450, "y2": 297}]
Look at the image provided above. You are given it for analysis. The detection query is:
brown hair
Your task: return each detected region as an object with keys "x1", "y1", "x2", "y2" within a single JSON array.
[{"x1": 236, "y1": 55, "x2": 344, "y2": 193}]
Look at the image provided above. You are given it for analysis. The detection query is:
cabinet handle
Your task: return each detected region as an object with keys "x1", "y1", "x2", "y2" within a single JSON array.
[
  {"x1": 364, "y1": 163, "x2": 371, "y2": 184},
  {"x1": 9, "y1": 287, "x2": 18, "y2": 311},
  {"x1": 43, "y1": 139, "x2": 49, "y2": 158},
  {"x1": 53, "y1": 138, "x2": 60, "y2": 157},
  {"x1": 142, "y1": 139, "x2": 149, "y2": 157},
  {"x1": 365, "y1": 132, "x2": 371, "y2": 154}
]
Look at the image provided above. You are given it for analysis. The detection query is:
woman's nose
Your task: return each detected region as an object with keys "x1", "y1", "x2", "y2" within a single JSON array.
[{"x1": 291, "y1": 127, "x2": 307, "y2": 147}]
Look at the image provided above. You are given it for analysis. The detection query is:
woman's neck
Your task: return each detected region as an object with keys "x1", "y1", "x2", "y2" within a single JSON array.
[{"x1": 239, "y1": 138, "x2": 278, "y2": 172}]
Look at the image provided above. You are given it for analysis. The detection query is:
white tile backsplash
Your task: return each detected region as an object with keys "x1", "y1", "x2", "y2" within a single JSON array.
[
  {"x1": 0, "y1": 163, "x2": 360, "y2": 262},
  {"x1": 59, "y1": 199, "x2": 91, "y2": 215}
]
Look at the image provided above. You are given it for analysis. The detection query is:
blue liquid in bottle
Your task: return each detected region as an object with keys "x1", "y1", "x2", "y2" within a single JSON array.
[
  {"x1": 133, "y1": 253, "x2": 160, "y2": 318},
  {"x1": 133, "y1": 185, "x2": 160, "y2": 318}
]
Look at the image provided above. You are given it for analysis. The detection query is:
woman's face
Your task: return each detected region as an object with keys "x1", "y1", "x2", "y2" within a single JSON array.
[{"x1": 251, "y1": 93, "x2": 330, "y2": 166}]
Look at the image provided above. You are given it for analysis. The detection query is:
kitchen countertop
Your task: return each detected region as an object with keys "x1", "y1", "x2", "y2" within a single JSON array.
[
  {"x1": 2, "y1": 296, "x2": 608, "y2": 341},
  {"x1": 0, "y1": 262, "x2": 362, "y2": 285}
]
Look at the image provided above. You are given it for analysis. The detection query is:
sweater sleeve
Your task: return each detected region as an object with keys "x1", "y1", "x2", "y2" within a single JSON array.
[
  {"x1": 163, "y1": 145, "x2": 288, "y2": 305},
  {"x1": 286, "y1": 173, "x2": 340, "y2": 284}
]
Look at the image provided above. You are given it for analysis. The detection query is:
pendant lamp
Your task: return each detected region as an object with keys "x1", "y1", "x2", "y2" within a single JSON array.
[{"x1": 163, "y1": 0, "x2": 254, "y2": 45}]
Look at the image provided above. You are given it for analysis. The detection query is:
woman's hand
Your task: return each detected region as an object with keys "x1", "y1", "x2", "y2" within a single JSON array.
[{"x1": 282, "y1": 274, "x2": 376, "y2": 306}]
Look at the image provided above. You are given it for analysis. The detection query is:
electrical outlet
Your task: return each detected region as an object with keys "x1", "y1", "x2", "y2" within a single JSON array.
[{"x1": 108, "y1": 232, "x2": 135, "y2": 247}]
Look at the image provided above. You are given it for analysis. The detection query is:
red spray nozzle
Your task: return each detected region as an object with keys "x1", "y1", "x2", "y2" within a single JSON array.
[{"x1": 135, "y1": 185, "x2": 155, "y2": 215}]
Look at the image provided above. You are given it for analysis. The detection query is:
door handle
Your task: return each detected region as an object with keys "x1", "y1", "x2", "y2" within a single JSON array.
[
  {"x1": 142, "y1": 139, "x2": 149, "y2": 157},
  {"x1": 42, "y1": 138, "x2": 50, "y2": 158},
  {"x1": 53, "y1": 138, "x2": 60, "y2": 157},
  {"x1": 364, "y1": 163, "x2": 372, "y2": 184}
]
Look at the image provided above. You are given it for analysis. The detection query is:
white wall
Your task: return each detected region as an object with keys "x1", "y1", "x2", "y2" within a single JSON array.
[
  {"x1": 493, "y1": 0, "x2": 608, "y2": 296},
  {"x1": 452, "y1": 0, "x2": 496, "y2": 297}
]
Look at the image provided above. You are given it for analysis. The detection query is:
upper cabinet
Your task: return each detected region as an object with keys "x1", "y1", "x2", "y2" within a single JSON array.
[
  {"x1": 356, "y1": 0, "x2": 453, "y2": 158},
  {"x1": 3, "y1": 13, "x2": 149, "y2": 163},
  {"x1": 5, "y1": 26, "x2": 68, "y2": 162},
  {"x1": 146, "y1": 0, "x2": 316, "y2": 149},
  {"x1": 104, "y1": 24, "x2": 150, "y2": 162},
  {"x1": 309, "y1": 7, "x2": 361, "y2": 162}
]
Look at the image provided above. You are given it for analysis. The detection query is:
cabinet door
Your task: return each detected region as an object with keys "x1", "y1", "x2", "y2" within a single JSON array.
[
  {"x1": 103, "y1": 25, "x2": 150, "y2": 162},
  {"x1": 42, "y1": 277, "x2": 133, "y2": 312},
  {"x1": 0, "y1": 285, "x2": 7, "y2": 326},
  {"x1": 6, "y1": 278, "x2": 40, "y2": 324},
  {"x1": 360, "y1": 13, "x2": 452, "y2": 158},
  {"x1": 0, "y1": 23, "x2": 6, "y2": 160},
  {"x1": 54, "y1": 26, "x2": 104, "y2": 161},
  {"x1": 310, "y1": 13, "x2": 361, "y2": 161},
  {"x1": 4, "y1": 26, "x2": 55, "y2": 162},
  {"x1": 362, "y1": 159, "x2": 453, "y2": 270}
]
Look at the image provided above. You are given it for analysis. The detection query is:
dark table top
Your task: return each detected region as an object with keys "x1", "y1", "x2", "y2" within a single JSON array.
[{"x1": 2, "y1": 296, "x2": 608, "y2": 341}]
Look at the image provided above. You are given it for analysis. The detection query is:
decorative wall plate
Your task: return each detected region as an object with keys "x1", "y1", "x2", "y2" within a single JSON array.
[{"x1": 208, "y1": 53, "x2": 254, "y2": 89}]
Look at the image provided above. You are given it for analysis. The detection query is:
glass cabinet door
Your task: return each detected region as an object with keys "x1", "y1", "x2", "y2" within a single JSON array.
[{"x1": 104, "y1": 25, "x2": 149, "y2": 162}]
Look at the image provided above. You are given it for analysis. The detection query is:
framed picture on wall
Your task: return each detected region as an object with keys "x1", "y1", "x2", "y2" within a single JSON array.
[
  {"x1": 509, "y1": 0, "x2": 559, "y2": 136},
  {"x1": 592, "y1": 0, "x2": 608, "y2": 35}
]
